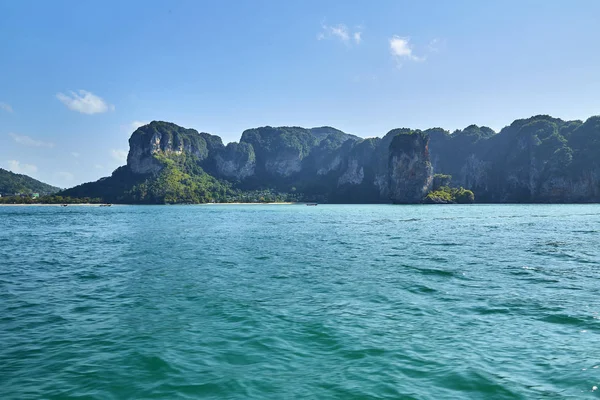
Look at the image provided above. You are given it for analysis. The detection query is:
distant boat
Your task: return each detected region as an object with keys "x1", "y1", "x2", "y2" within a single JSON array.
[
  {"x1": 99, "y1": 204, "x2": 112, "y2": 207},
  {"x1": 306, "y1": 203, "x2": 318, "y2": 206},
  {"x1": 61, "y1": 204, "x2": 68, "y2": 207}
]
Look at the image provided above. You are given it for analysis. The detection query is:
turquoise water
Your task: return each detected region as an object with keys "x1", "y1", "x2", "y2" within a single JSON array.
[{"x1": 1, "y1": 204, "x2": 599, "y2": 399}]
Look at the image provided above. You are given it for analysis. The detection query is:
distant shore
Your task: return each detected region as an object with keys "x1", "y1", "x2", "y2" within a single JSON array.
[
  {"x1": 0, "y1": 202, "x2": 298, "y2": 206},
  {"x1": 0, "y1": 203, "x2": 102, "y2": 206},
  {"x1": 203, "y1": 202, "x2": 296, "y2": 205}
]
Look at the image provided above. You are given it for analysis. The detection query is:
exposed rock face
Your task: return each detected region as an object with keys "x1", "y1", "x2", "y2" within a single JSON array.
[
  {"x1": 127, "y1": 121, "x2": 220, "y2": 174},
  {"x1": 240, "y1": 127, "x2": 313, "y2": 178},
  {"x1": 215, "y1": 142, "x2": 256, "y2": 180},
  {"x1": 317, "y1": 154, "x2": 342, "y2": 175},
  {"x1": 264, "y1": 155, "x2": 303, "y2": 177},
  {"x1": 127, "y1": 129, "x2": 164, "y2": 174},
  {"x1": 388, "y1": 132, "x2": 433, "y2": 203},
  {"x1": 338, "y1": 159, "x2": 364, "y2": 185},
  {"x1": 461, "y1": 154, "x2": 490, "y2": 192}
]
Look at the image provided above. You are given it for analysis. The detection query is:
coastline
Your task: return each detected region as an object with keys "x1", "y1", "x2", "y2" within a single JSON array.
[
  {"x1": 0, "y1": 203, "x2": 103, "y2": 207},
  {"x1": 2, "y1": 202, "x2": 599, "y2": 207},
  {"x1": 0, "y1": 202, "x2": 298, "y2": 206},
  {"x1": 203, "y1": 202, "x2": 296, "y2": 205}
]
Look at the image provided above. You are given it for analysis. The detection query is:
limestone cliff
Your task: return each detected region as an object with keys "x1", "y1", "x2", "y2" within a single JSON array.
[
  {"x1": 63, "y1": 114, "x2": 600, "y2": 204},
  {"x1": 127, "y1": 121, "x2": 222, "y2": 174},
  {"x1": 214, "y1": 142, "x2": 256, "y2": 180},
  {"x1": 239, "y1": 127, "x2": 315, "y2": 178},
  {"x1": 428, "y1": 115, "x2": 600, "y2": 203},
  {"x1": 388, "y1": 131, "x2": 433, "y2": 203}
]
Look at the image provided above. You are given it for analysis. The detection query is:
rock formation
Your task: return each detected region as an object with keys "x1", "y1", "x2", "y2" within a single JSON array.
[
  {"x1": 214, "y1": 142, "x2": 256, "y2": 180},
  {"x1": 388, "y1": 131, "x2": 433, "y2": 203},
  {"x1": 62, "y1": 114, "x2": 600, "y2": 204}
]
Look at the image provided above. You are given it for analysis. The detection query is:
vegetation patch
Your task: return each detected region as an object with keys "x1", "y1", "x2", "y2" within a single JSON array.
[{"x1": 424, "y1": 186, "x2": 475, "y2": 204}]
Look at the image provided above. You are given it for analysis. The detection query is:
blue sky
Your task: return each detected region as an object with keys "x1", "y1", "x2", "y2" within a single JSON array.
[{"x1": 1, "y1": 0, "x2": 599, "y2": 187}]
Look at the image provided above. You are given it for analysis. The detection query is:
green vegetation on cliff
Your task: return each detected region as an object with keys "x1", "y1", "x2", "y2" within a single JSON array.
[
  {"x1": 62, "y1": 152, "x2": 235, "y2": 204},
  {"x1": 130, "y1": 121, "x2": 223, "y2": 157},
  {"x1": 61, "y1": 151, "x2": 299, "y2": 204},
  {"x1": 424, "y1": 186, "x2": 475, "y2": 204},
  {"x1": 428, "y1": 115, "x2": 600, "y2": 202},
  {"x1": 423, "y1": 174, "x2": 475, "y2": 204},
  {"x1": 432, "y1": 174, "x2": 452, "y2": 188},
  {"x1": 0, "y1": 168, "x2": 60, "y2": 196},
  {"x1": 126, "y1": 153, "x2": 232, "y2": 203},
  {"x1": 241, "y1": 127, "x2": 317, "y2": 159}
]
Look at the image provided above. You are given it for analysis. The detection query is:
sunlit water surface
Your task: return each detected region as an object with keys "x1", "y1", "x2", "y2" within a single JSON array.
[{"x1": 1, "y1": 204, "x2": 599, "y2": 399}]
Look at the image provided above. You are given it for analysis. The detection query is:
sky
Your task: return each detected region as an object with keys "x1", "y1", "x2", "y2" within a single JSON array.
[{"x1": 1, "y1": 0, "x2": 599, "y2": 187}]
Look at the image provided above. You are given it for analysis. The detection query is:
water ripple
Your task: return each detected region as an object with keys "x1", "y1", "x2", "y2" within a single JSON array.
[{"x1": 1, "y1": 204, "x2": 600, "y2": 399}]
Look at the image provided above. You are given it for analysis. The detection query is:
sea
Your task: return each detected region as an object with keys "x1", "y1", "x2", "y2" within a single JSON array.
[{"x1": 1, "y1": 204, "x2": 599, "y2": 399}]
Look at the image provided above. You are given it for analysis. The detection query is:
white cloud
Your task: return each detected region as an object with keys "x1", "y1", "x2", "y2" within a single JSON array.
[
  {"x1": 329, "y1": 24, "x2": 349, "y2": 42},
  {"x1": 4, "y1": 160, "x2": 37, "y2": 175},
  {"x1": 56, "y1": 90, "x2": 114, "y2": 114},
  {"x1": 318, "y1": 23, "x2": 362, "y2": 46},
  {"x1": 389, "y1": 36, "x2": 424, "y2": 67},
  {"x1": 110, "y1": 149, "x2": 128, "y2": 163},
  {"x1": 71, "y1": 152, "x2": 80, "y2": 158},
  {"x1": 389, "y1": 36, "x2": 416, "y2": 58},
  {"x1": 9, "y1": 133, "x2": 55, "y2": 148},
  {"x1": 0, "y1": 102, "x2": 13, "y2": 113}
]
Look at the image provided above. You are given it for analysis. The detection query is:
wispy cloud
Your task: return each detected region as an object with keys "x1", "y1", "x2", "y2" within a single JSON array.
[
  {"x1": 0, "y1": 102, "x2": 13, "y2": 113},
  {"x1": 9, "y1": 133, "x2": 55, "y2": 148},
  {"x1": 56, "y1": 90, "x2": 114, "y2": 114},
  {"x1": 389, "y1": 36, "x2": 424, "y2": 67},
  {"x1": 318, "y1": 23, "x2": 362, "y2": 46},
  {"x1": 110, "y1": 149, "x2": 128, "y2": 163},
  {"x1": 353, "y1": 32, "x2": 362, "y2": 45},
  {"x1": 4, "y1": 160, "x2": 37, "y2": 175},
  {"x1": 71, "y1": 152, "x2": 80, "y2": 158}
]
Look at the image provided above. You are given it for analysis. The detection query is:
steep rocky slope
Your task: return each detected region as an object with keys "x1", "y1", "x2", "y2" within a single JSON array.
[
  {"x1": 61, "y1": 114, "x2": 600, "y2": 204},
  {"x1": 388, "y1": 131, "x2": 433, "y2": 204},
  {"x1": 428, "y1": 115, "x2": 600, "y2": 202}
]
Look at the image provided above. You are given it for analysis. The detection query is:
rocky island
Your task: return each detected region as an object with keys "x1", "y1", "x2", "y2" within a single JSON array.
[{"x1": 46, "y1": 114, "x2": 600, "y2": 204}]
